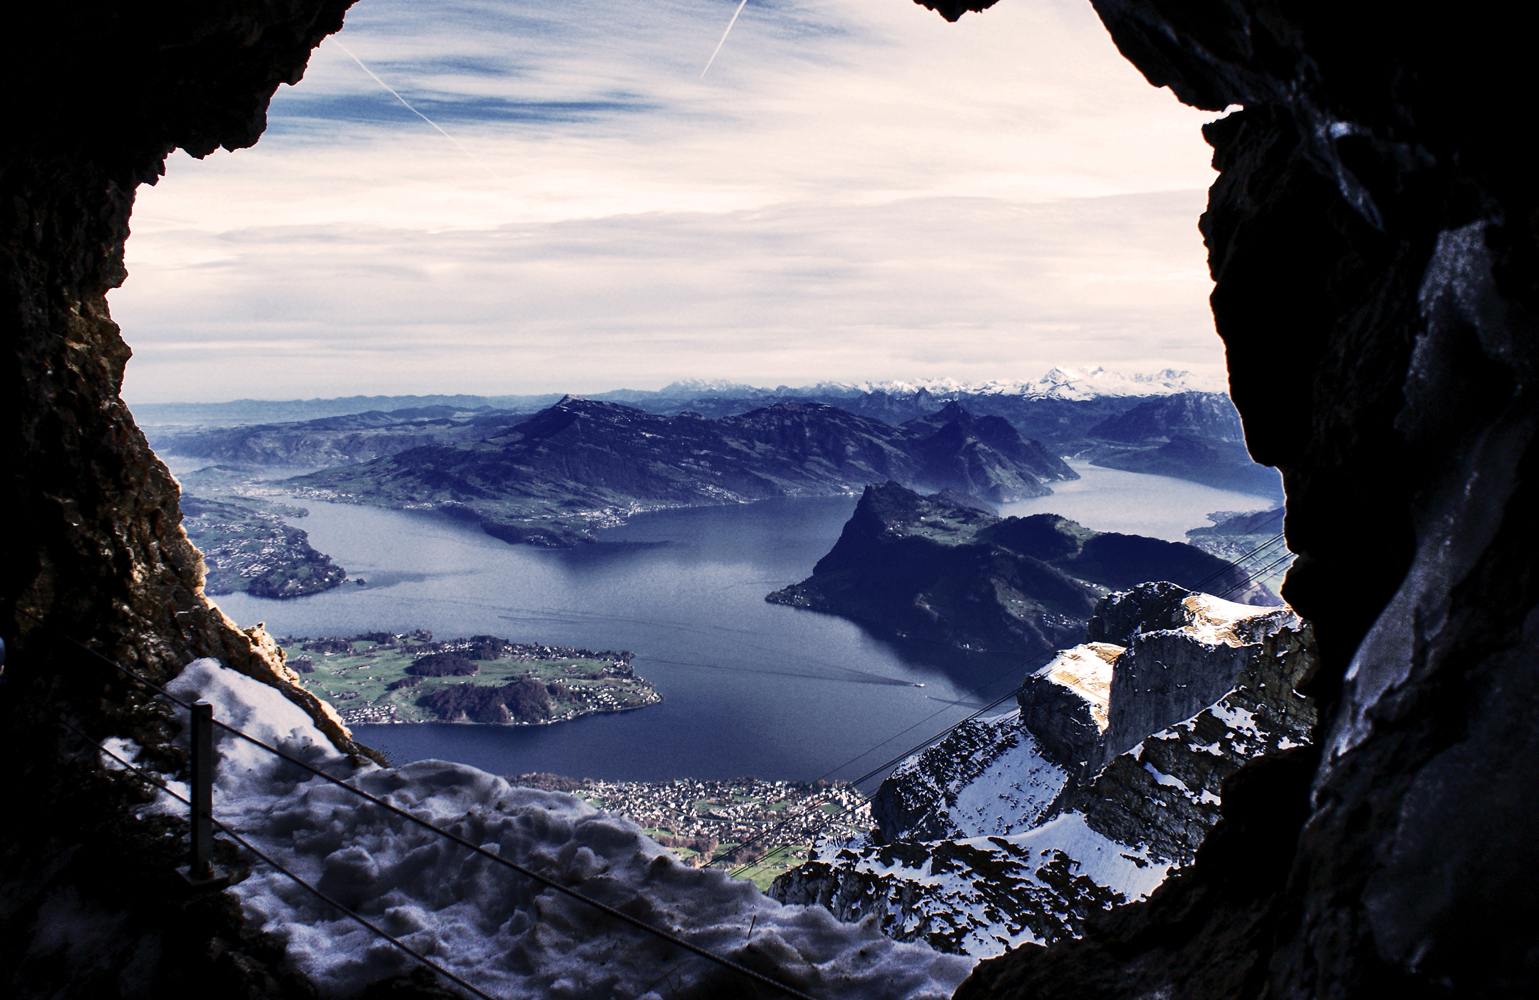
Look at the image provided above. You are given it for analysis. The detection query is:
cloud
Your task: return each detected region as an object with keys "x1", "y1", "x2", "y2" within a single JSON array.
[{"x1": 113, "y1": 0, "x2": 1228, "y2": 402}]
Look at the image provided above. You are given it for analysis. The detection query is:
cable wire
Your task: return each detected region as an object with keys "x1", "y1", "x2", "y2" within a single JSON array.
[
  {"x1": 60, "y1": 637, "x2": 821, "y2": 1000},
  {"x1": 703, "y1": 682, "x2": 1022, "y2": 870},
  {"x1": 1189, "y1": 530, "x2": 1287, "y2": 592},
  {"x1": 56, "y1": 714, "x2": 501, "y2": 1000},
  {"x1": 719, "y1": 539, "x2": 1304, "y2": 882}
]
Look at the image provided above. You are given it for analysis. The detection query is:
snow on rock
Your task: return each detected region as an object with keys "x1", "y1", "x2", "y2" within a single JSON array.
[
  {"x1": 770, "y1": 584, "x2": 1318, "y2": 957},
  {"x1": 1017, "y1": 643, "x2": 1121, "y2": 771},
  {"x1": 770, "y1": 813, "x2": 1169, "y2": 958},
  {"x1": 136, "y1": 660, "x2": 975, "y2": 999},
  {"x1": 871, "y1": 712, "x2": 1069, "y2": 843},
  {"x1": 802, "y1": 368, "x2": 1223, "y2": 403}
]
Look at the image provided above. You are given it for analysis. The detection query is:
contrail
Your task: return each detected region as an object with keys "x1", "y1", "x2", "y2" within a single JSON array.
[
  {"x1": 333, "y1": 39, "x2": 501, "y2": 180},
  {"x1": 701, "y1": 0, "x2": 749, "y2": 79}
]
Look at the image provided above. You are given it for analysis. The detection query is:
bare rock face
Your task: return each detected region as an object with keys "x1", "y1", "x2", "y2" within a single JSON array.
[
  {"x1": 1099, "y1": 594, "x2": 1294, "y2": 764},
  {"x1": 1, "y1": 4, "x2": 372, "y2": 997},
  {"x1": 1016, "y1": 642, "x2": 1118, "y2": 772}
]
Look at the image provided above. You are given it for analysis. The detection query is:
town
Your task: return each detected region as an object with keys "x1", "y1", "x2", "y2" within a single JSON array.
[{"x1": 511, "y1": 773, "x2": 872, "y2": 890}]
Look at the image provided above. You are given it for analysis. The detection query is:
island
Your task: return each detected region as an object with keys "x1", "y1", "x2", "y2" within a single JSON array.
[{"x1": 276, "y1": 631, "x2": 661, "y2": 727}]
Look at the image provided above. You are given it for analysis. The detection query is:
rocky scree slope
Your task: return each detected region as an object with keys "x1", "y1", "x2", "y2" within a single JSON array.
[
  {"x1": 767, "y1": 482, "x2": 1277, "y2": 662},
  {"x1": 769, "y1": 583, "x2": 1315, "y2": 958},
  {"x1": 289, "y1": 395, "x2": 1075, "y2": 545}
]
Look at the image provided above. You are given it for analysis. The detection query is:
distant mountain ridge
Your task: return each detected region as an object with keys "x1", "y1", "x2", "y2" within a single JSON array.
[
  {"x1": 130, "y1": 366, "x2": 1221, "y2": 428},
  {"x1": 142, "y1": 368, "x2": 1281, "y2": 509},
  {"x1": 287, "y1": 397, "x2": 1078, "y2": 546},
  {"x1": 1078, "y1": 392, "x2": 1283, "y2": 499}
]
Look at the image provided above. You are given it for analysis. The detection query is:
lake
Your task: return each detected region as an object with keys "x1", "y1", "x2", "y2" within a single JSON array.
[{"x1": 206, "y1": 463, "x2": 1273, "y2": 788}]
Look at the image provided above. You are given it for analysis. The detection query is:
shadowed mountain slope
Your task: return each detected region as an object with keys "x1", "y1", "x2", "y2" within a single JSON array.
[
  {"x1": 1081, "y1": 393, "x2": 1283, "y2": 499},
  {"x1": 767, "y1": 482, "x2": 1277, "y2": 663},
  {"x1": 290, "y1": 396, "x2": 1076, "y2": 545}
]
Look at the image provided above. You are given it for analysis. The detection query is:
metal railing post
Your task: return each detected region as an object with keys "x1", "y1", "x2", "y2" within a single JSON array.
[{"x1": 190, "y1": 700, "x2": 214, "y2": 879}]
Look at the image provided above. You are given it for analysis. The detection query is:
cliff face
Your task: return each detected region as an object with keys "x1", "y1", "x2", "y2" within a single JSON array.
[
  {"x1": 948, "y1": 1, "x2": 1539, "y2": 998},
  {"x1": 2, "y1": 5, "x2": 368, "y2": 996},
  {"x1": 771, "y1": 587, "x2": 1315, "y2": 957}
]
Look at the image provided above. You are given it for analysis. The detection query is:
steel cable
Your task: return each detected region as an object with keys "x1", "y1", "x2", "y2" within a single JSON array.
[{"x1": 59, "y1": 636, "x2": 821, "y2": 1000}]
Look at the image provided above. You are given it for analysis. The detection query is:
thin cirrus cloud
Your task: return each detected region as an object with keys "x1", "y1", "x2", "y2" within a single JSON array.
[{"x1": 112, "y1": 0, "x2": 1229, "y2": 403}]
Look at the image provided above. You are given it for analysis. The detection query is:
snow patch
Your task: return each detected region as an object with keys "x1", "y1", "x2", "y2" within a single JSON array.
[
  {"x1": 157, "y1": 660, "x2": 973, "y2": 998},
  {"x1": 1180, "y1": 593, "x2": 1277, "y2": 646},
  {"x1": 948, "y1": 729, "x2": 1069, "y2": 838},
  {"x1": 1142, "y1": 761, "x2": 1188, "y2": 791}
]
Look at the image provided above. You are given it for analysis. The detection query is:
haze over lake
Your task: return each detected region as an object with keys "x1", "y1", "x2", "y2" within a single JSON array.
[{"x1": 206, "y1": 463, "x2": 1271, "y2": 786}]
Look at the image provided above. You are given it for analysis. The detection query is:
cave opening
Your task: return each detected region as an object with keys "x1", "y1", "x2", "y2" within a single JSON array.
[{"x1": 6, "y1": 0, "x2": 1536, "y2": 997}]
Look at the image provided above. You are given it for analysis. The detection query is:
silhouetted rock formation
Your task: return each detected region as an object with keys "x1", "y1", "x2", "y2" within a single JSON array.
[
  {"x1": 767, "y1": 483, "x2": 1276, "y2": 660},
  {"x1": 2, "y1": 3, "x2": 372, "y2": 996}
]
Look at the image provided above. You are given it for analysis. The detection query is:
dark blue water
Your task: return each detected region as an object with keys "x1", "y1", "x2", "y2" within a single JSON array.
[{"x1": 208, "y1": 464, "x2": 1268, "y2": 786}]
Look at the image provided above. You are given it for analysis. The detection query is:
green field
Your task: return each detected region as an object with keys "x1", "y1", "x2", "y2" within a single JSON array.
[{"x1": 280, "y1": 633, "x2": 661, "y2": 726}]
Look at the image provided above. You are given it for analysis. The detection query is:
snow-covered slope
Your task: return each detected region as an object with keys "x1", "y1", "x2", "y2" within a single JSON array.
[
  {"x1": 770, "y1": 584, "x2": 1316, "y2": 958},
  {"x1": 871, "y1": 711, "x2": 1070, "y2": 843},
  {"x1": 772, "y1": 812, "x2": 1169, "y2": 957},
  {"x1": 107, "y1": 661, "x2": 973, "y2": 999}
]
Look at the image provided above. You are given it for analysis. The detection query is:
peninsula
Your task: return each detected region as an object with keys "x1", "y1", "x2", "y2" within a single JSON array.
[
  {"x1": 768, "y1": 482, "x2": 1278, "y2": 663},
  {"x1": 277, "y1": 632, "x2": 661, "y2": 727}
]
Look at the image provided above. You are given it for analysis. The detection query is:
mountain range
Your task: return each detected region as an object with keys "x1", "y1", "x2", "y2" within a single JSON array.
[
  {"x1": 130, "y1": 367, "x2": 1221, "y2": 428},
  {"x1": 286, "y1": 397, "x2": 1078, "y2": 546},
  {"x1": 145, "y1": 372, "x2": 1281, "y2": 501},
  {"x1": 1078, "y1": 392, "x2": 1282, "y2": 498}
]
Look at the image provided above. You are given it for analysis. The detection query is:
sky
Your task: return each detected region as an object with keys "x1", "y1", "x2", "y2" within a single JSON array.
[{"x1": 112, "y1": 0, "x2": 1232, "y2": 403}]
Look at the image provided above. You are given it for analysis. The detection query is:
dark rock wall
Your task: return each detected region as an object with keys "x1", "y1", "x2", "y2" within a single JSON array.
[
  {"x1": 3, "y1": 0, "x2": 366, "y2": 741},
  {"x1": 2, "y1": 4, "x2": 369, "y2": 997},
  {"x1": 956, "y1": 1, "x2": 1537, "y2": 998}
]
